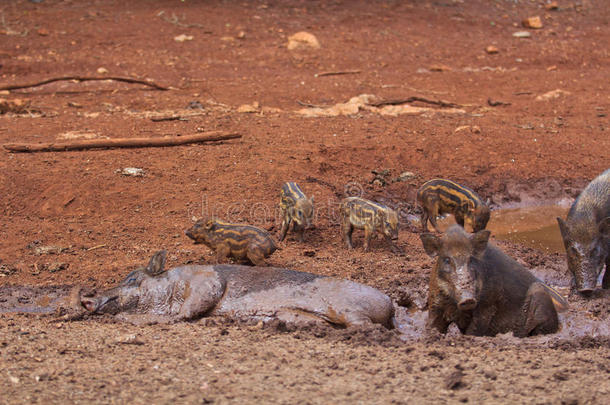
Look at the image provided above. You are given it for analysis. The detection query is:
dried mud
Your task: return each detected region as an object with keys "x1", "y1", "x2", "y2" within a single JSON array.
[{"x1": 1, "y1": 0, "x2": 609, "y2": 403}]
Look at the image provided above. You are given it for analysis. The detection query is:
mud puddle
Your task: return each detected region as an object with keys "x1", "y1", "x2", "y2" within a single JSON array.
[
  {"x1": 0, "y1": 285, "x2": 72, "y2": 314},
  {"x1": 410, "y1": 202, "x2": 570, "y2": 254}
]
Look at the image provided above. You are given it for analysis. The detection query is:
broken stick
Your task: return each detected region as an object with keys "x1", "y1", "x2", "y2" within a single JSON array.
[
  {"x1": 3, "y1": 132, "x2": 241, "y2": 153},
  {"x1": 0, "y1": 76, "x2": 170, "y2": 92},
  {"x1": 368, "y1": 96, "x2": 462, "y2": 109},
  {"x1": 315, "y1": 70, "x2": 361, "y2": 77}
]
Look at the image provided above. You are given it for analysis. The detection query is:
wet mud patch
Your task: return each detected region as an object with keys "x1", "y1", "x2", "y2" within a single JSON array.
[{"x1": 0, "y1": 285, "x2": 73, "y2": 314}]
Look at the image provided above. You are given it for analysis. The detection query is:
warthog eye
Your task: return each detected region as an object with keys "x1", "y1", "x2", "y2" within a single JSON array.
[
  {"x1": 590, "y1": 245, "x2": 601, "y2": 258},
  {"x1": 297, "y1": 211, "x2": 303, "y2": 218}
]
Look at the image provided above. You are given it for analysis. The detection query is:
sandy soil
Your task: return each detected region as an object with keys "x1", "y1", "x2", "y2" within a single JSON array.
[{"x1": 0, "y1": 0, "x2": 609, "y2": 403}]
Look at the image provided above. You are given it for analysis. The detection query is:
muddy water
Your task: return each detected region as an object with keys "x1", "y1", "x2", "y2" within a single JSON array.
[{"x1": 411, "y1": 203, "x2": 570, "y2": 254}]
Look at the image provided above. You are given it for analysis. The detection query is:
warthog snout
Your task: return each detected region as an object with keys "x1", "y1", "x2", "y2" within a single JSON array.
[
  {"x1": 81, "y1": 296, "x2": 117, "y2": 313},
  {"x1": 458, "y1": 296, "x2": 477, "y2": 311}
]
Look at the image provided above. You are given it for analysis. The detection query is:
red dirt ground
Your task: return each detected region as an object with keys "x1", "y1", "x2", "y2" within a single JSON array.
[{"x1": 1, "y1": 0, "x2": 609, "y2": 403}]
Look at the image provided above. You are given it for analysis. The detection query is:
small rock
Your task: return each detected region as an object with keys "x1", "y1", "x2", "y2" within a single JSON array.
[
  {"x1": 482, "y1": 367, "x2": 497, "y2": 380},
  {"x1": 187, "y1": 101, "x2": 204, "y2": 110},
  {"x1": 116, "y1": 167, "x2": 145, "y2": 177},
  {"x1": 220, "y1": 36, "x2": 235, "y2": 42},
  {"x1": 33, "y1": 245, "x2": 66, "y2": 255},
  {"x1": 522, "y1": 16, "x2": 543, "y2": 29},
  {"x1": 116, "y1": 334, "x2": 145, "y2": 345},
  {"x1": 429, "y1": 64, "x2": 452, "y2": 72},
  {"x1": 485, "y1": 45, "x2": 499, "y2": 54},
  {"x1": 47, "y1": 262, "x2": 69, "y2": 273},
  {"x1": 536, "y1": 89, "x2": 571, "y2": 101},
  {"x1": 237, "y1": 102, "x2": 260, "y2": 113},
  {"x1": 236, "y1": 31, "x2": 246, "y2": 39},
  {"x1": 512, "y1": 31, "x2": 531, "y2": 38},
  {"x1": 37, "y1": 28, "x2": 49, "y2": 36},
  {"x1": 545, "y1": 2, "x2": 559, "y2": 11},
  {"x1": 174, "y1": 34, "x2": 193, "y2": 42},
  {"x1": 97, "y1": 67, "x2": 108, "y2": 74},
  {"x1": 454, "y1": 125, "x2": 471, "y2": 133},
  {"x1": 471, "y1": 125, "x2": 481, "y2": 134},
  {"x1": 287, "y1": 31, "x2": 320, "y2": 50},
  {"x1": 8, "y1": 375, "x2": 20, "y2": 384},
  {"x1": 396, "y1": 171, "x2": 416, "y2": 182},
  {"x1": 445, "y1": 370, "x2": 465, "y2": 390}
]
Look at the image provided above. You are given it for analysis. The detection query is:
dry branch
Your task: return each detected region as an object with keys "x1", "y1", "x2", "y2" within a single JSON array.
[
  {"x1": 315, "y1": 70, "x2": 361, "y2": 77},
  {"x1": 3, "y1": 132, "x2": 241, "y2": 153},
  {"x1": 0, "y1": 76, "x2": 170, "y2": 92},
  {"x1": 368, "y1": 96, "x2": 463, "y2": 109}
]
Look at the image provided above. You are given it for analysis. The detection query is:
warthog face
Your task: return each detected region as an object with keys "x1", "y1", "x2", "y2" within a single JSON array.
[
  {"x1": 421, "y1": 226, "x2": 491, "y2": 310},
  {"x1": 81, "y1": 251, "x2": 167, "y2": 314}
]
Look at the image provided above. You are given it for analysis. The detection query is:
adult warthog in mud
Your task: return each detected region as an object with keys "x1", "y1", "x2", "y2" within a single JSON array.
[{"x1": 80, "y1": 251, "x2": 394, "y2": 328}]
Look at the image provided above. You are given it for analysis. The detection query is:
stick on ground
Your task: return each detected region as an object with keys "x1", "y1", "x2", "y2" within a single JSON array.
[
  {"x1": 368, "y1": 96, "x2": 463, "y2": 109},
  {"x1": 3, "y1": 132, "x2": 241, "y2": 153},
  {"x1": 0, "y1": 76, "x2": 170, "y2": 92}
]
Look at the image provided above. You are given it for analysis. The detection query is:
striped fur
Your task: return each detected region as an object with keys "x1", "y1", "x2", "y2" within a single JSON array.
[
  {"x1": 185, "y1": 219, "x2": 277, "y2": 266},
  {"x1": 417, "y1": 178, "x2": 490, "y2": 232},
  {"x1": 340, "y1": 197, "x2": 399, "y2": 252},
  {"x1": 279, "y1": 182, "x2": 314, "y2": 242}
]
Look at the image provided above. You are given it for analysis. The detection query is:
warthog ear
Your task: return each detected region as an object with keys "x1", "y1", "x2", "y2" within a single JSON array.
[
  {"x1": 146, "y1": 250, "x2": 167, "y2": 276},
  {"x1": 599, "y1": 217, "x2": 610, "y2": 238},
  {"x1": 471, "y1": 230, "x2": 491, "y2": 259},
  {"x1": 310, "y1": 195, "x2": 314, "y2": 204},
  {"x1": 420, "y1": 233, "x2": 441, "y2": 257},
  {"x1": 204, "y1": 220, "x2": 215, "y2": 230}
]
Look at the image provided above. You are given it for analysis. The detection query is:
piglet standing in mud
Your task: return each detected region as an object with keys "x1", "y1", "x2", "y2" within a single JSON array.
[
  {"x1": 557, "y1": 168, "x2": 610, "y2": 294},
  {"x1": 340, "y1": 196, "x2": 399, "y2": 252},
  {"x1": 185, "y1": 218, "x2": 277, "y2": 266},
  {"x1": 417, "y1": 178, "x2": 490, "y2": 233},
  {"x1": 420, "y1": 225, "x2": 567, "y2": 337},
  {"x1": 278, "y1": 182, "x2": 314, "y2": 242},
  {"x1": 80, "y1": 250, "x2": 395, "y2": 328}
]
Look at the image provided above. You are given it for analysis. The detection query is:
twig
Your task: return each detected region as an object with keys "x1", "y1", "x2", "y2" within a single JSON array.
[
  {"x1": 151, "y1": 112, "x2": 206, "y2": 122},
  {"x1": 514, "y1": 91, "x2": 533, "y2": 96},
  {"x1": 3, "y1": 132, "x2": 241, "y2": 153},
  {"x1": 0, "y1": 76, "x2": 170, "y2": 92},
  {"x1": 487, "y1": 98, "x2": 511, "y2": 107},
  {"x1": 296, "y1": 100, "x2": 328, "y2": 109},
  {"x1": 367, "y1": 96, "x2": 463, "y2": 109},
  {"x1": 315, "y1": 70, "x2": 361, "y2": 77},
  {"x1": 86, "y1": 244, "x2": 107, "y2": 251}
]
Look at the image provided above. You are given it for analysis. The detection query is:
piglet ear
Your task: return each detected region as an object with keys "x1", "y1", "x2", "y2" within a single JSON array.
[
  {"x1": 420, "y1": 233, "x2": 441, "y2": 258},
  {"x1": 146, "y1": 250, "x2": 167, "y2": 276},
  {"x1": 471, "y1": 230, "x2": 491, "y2": 259},
  {"x1": 599, "y1": 217, "x2": 610, "y2": 238}
]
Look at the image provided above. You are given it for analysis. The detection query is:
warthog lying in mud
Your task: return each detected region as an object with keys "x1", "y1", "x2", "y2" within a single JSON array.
[{"x1": 79, "y1": 251, "x2": 394, "y2": 328}]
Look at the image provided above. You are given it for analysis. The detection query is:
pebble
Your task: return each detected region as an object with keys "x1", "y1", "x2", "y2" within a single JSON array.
[
  {"x1": 522, "y1": 16, "x2": 543, "y2": 29},
  {"x1": 512, "y1": 31, "x2": 531, "y2": 38},
  {"x1": 287, "y1": 31, "x2": 320, "y2": 50}
]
